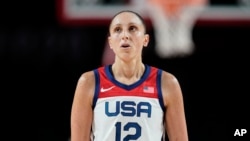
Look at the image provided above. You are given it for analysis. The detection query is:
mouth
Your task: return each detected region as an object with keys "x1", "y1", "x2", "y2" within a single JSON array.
[{"x1": 121, "y1": 43, "x2": 130, "y2": 48}]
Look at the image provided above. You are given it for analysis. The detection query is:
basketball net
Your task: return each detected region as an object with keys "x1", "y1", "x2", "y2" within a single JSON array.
[{"x1": 146, "y1": 0, "x2": 208, "y2": 58}]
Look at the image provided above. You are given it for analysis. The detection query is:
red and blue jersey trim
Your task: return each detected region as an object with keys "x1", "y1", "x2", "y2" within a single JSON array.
[{"x1": 92, "y1": 65, "x2": 165, "y2": 111}]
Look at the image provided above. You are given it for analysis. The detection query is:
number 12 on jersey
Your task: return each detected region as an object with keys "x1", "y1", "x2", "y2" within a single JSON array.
[{"x1": 115, "y1": 122, "x2": 141, "y2": 141}]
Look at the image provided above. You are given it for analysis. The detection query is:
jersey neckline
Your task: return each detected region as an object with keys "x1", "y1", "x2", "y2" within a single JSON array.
[{"x1": 104, "y1": 64, "x2": 151, "y2": 91}]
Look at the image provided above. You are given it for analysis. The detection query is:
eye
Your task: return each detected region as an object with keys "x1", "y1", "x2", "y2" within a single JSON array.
[
  {"x1": 129, "y1": 26, "x2": 137, "y2": 32},
  {"x1": 114, "y1": 27, "x2": 121, "y2": 33}
]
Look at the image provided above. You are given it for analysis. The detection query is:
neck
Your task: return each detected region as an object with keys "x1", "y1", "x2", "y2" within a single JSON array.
[{"x1": 111, "y1": 60, "x2": 145, "y2": 84}]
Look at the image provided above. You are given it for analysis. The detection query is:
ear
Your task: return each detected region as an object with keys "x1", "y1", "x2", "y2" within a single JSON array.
[
  {"x1": 108, "y1": 36, "x2": 112, "y2": 49},
  {"x1": 143, "y1": 34, "x2": 150, "y2": 47}
]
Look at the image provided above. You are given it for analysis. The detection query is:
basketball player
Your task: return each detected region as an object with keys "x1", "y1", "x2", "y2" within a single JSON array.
[{"x1": 70, "y1": 10, "x2": 188, "y2": 141}]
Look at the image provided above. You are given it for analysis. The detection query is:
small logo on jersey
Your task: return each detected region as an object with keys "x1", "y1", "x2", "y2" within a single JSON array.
[
  {"x1": 100, "y1": 86, "x2": 115, "y2": 92},
  {"x1": 143, "y1": 86, "x2": 154, "y2": 93}
]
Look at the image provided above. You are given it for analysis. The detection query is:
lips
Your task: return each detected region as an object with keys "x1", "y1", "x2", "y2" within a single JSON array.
[{"x1": 121, "y1": 43, "x2": 130, "y2": 48}]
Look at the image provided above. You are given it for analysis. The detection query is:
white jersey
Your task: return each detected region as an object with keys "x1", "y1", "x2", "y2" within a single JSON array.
[{"x1": 91, "y1": 65, "x2": 165, "y2": 141}]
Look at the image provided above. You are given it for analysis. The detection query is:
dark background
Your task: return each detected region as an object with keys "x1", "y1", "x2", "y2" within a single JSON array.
[{"x1": 1, "y1": 0, "x2": 249, "y2": 141}]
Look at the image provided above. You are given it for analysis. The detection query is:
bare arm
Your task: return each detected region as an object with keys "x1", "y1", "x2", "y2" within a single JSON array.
[
  {"x1": 161, "y1": 71, "x2": 189, "y2": 141},
  {"x1": 71, "y1": 71, "x2": 95, "y2": 141}
]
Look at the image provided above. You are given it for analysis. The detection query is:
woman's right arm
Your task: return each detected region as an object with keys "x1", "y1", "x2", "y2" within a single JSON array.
[{"x1": 70, "y1": 71, "x2": 95, "y2": 141}]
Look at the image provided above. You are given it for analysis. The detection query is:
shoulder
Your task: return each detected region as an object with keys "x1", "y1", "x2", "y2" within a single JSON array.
[
  {"x1": 75, "y1": 70, "x2": 96, "y2": 96},
  {"x1": 73, "y1": 70, "x2": 97, "y2": 105},
  {"x1": 159, "y1": 70, "x2": 183, "y2": 106},
  {"x1": 148, "y1": 65, "x2": 180, "y2": 87},
  {"x1": 150, "y1": 65, "x2": 178, "y2": 83},
  {"x1": 77, "y1": 70, "x2": 95, "y2": 86},
  {"x1": 77, "y1": 65, "x2": 107, "y2": 86},
  {"x1": 161, "y1": 70, "x2": 179, "y2": 87}
]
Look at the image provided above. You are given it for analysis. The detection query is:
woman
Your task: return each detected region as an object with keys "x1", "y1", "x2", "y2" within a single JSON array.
[{"x1": 70, "y1": 10, "x2": 188, "y2": 141}]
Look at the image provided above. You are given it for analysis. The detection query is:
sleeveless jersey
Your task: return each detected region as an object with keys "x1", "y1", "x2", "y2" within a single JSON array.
[{"x1": 91, "y1": 64, "x2": 165, "y2": 141}]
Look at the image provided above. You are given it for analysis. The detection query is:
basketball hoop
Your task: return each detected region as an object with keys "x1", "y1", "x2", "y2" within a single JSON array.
[{"x1": 146, "y1": 0, "x2": 208, "y2": 58}]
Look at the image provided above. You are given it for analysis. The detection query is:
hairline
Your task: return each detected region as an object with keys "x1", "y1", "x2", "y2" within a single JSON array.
[{"x1": 108, "y1": 10, "x2": 147, "y2": 35}]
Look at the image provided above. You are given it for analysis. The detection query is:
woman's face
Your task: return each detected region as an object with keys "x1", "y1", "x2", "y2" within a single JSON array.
[{"x1": 108, "y1": 12, "x2": 149, "y2": 61}]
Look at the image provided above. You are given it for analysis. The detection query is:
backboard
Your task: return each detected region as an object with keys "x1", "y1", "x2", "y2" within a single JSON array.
[{"x1": 57, "y1": 0, "x2": 250, "y2": 26}]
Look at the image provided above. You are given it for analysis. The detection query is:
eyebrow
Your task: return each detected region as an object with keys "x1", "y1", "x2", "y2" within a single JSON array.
[{"x1": 112, "y1": 22, "x2": 139, "y2": 27}]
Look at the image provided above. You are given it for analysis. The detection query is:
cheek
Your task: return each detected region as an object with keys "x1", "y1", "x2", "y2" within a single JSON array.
[
  {"x1": 135, "y1": 37, "x2": 145, "y2": 46},
  {"x1": 111, "y1": 34, "x2": 120, "y2": 41},
  {"x1": 109, "y1": 36, "x2": 119, "y2": 46}
]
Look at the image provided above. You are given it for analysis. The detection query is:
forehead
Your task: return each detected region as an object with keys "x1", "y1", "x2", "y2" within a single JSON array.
[{"x1": 110, "y1": 12, "x2": 143, "y2": 26}]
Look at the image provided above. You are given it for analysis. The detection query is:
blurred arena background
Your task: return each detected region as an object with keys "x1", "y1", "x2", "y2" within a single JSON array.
[{"x1": 0, "y1": 0, "x2": 249, "y2": 141}]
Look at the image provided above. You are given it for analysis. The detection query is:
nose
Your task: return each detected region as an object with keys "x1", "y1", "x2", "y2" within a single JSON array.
[{"x1": 122, "y1": 31, "x2": 129, "y2": 40}]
